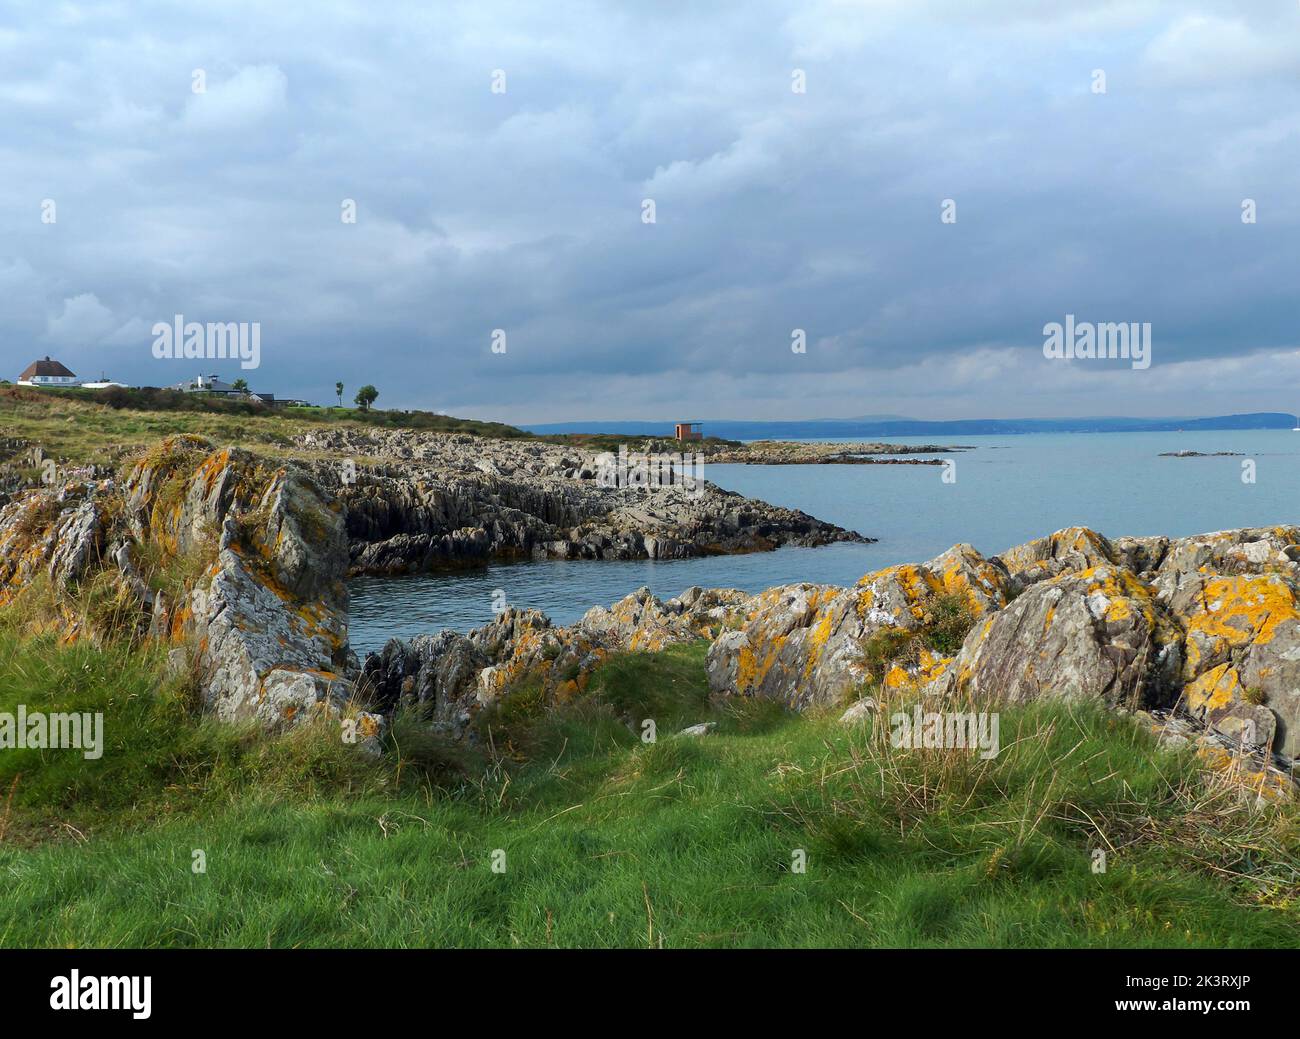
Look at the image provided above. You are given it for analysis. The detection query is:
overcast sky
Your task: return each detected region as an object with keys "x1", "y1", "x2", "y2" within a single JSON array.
[{"x1": 2, "y1": 0, "x2": 1297, "y2": 423}]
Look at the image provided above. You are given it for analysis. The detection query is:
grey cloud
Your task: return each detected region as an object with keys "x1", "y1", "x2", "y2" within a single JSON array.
[{"x1": 0, "y1": 0, "x2": 1296, "y2": 422}]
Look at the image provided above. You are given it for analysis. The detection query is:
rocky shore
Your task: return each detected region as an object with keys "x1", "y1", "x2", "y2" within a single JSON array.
[
  {"x1": 704, "y1": 440, "x2": 972, "y2": 464},
  {"x1": 291, "y1": 428, "x2": 867, "y2": 573},
  {"x1": 0, "y1": 429, "x2": 1295, "y2": 798},
  {"x1": 366, "y1": 525, "x2": 1300, "y2": 796},
  {"x1": 0, "y1": 431, "x2": 860, "y2": 740}
]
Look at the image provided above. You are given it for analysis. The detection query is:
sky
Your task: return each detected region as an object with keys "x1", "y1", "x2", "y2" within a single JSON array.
[{"x1": 1, "y1": 0, "x2": 1298, "y2": 424}]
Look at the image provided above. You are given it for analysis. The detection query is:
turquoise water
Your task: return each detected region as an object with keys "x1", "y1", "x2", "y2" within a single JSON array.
[{"x1": 348, "y1": 430, "x2": 1300, "y2": 653}]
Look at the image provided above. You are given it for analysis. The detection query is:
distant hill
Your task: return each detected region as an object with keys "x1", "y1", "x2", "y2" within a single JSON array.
[{"x1": 522, "y1": 414, "x2": 1299, "y2": 440}]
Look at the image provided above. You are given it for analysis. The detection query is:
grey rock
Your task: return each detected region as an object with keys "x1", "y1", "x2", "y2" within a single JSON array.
[{"x1": 839, "y1": 698, "x2": 878, "y2": 724}]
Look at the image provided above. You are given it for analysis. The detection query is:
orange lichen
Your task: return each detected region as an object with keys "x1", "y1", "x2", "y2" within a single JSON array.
[
  {"x1": 1183, "y1": 575, "x2": 1299, "y2": 647},
  {"x1": 737, "y1": 634, "x2": 786, "y2": 692},
  {"x1": 1184, "y1": 662, "x2": 1241, "y2": 715}
]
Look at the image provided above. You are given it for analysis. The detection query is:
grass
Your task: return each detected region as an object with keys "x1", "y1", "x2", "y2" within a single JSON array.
[
  {"x1": 0, "y1": 630, "x2": 1295, "y2": 948},
  {"x1": 0, "y1": 387, "x2": 530, "y2": 471},
  {"x1": 0, "y1": 387, "x2": 739, "y2": 474}
]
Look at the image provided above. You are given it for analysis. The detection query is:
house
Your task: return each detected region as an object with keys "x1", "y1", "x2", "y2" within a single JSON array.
[
  {"x1": 81, "y1": 372, "x2": 129, "y2": 390},
  {"x1": 168, "y1": 374, "x2": 307, "y2": 406},
  {"x1": 170, "y1": 373, "x2": 247, "y2": 396},
  {"x1": 17, "y1": 357, "x2": 78, "y2": 387},
  {"x1": 674, "y1": 422, "x2": 703, "y2": 442}
]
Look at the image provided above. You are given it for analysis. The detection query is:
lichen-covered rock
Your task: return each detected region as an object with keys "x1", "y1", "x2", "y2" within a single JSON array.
[
  {"x1": 1153, "y1": 527, "x2": 1300, "y2": 585},
  {"x1": 705, "y1": 583, "x2": 857, "y2": 709},
  {"x1": 1159, "y1": 572, "x2": 1300, "y2": 757},
  {"x1": 705, "y1": 546, "x2": 1007, "y2": 710},
  {"x1": 119, "y1": 436, "x2": 378, "y2": 735},
  {"x1": 921, "y1": 565, "x2": 1183, "y2": 707},
  {"x1": 1137, "y1": 709, "x2": 1294, "y2": 802},
  {"x1": 362, "y1": 584, "x2": 751, "y2": 739},
  {"x1": 994, "y1": 526, "x2": 1117, "y2": 590},
  {"x1": 0, "y1": 483, "x2": 106, "y2": 610}
]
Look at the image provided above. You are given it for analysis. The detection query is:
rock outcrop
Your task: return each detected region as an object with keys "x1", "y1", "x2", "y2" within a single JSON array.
[
  {"x1": 703, "y1": 441, "x2": 973, "y2": 464},
  {"x1": 4, "y1": 422, "x2": 1298, "y2": 790},
  {"x1": 291, "y1": 428, "x2": 868, "y2": 573},
  {"x1": 0, "y1": 428, "x2": 862, "y2": 743},
  {"x1": 360, "y1": 585, "x2": 749, "y2": 739},
  {"x1": 704, "y1": 525, "x2": 1300, "y2": 769},
  {"x1": 0, "y1": 436, "x2": 382, "y2": 744},
  {"x1": 921, "y1": 565, "x2": 1183, "y2": 708},
  {"x1": 122, "y1": 442, "x2": 356, "y2": 727},
  {"x1": 0, "y1": 483, "x2": 106, "y2": 612},
  {"x1": 704, "y1": 544, "x2": 1009, "y2": 710}
]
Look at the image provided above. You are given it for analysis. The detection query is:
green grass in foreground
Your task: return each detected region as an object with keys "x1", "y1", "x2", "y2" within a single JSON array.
[{"x1": 0, "y1": 630, "x2": 1296, "y2": 948}]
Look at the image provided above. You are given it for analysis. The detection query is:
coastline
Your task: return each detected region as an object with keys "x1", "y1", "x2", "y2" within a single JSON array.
[{"x1": 1, "y1": 401, "x2": 1296, "y2": 950}]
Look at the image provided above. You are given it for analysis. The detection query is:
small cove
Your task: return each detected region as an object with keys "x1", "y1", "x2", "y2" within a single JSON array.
[{"x1": 349, "y1": 430, "x2": 1300, "y2": 654}]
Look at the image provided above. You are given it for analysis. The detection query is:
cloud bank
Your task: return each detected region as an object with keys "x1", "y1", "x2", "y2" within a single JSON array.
[{"x1": 1, "y1": 0, "x2": 1297, "y2": 422}]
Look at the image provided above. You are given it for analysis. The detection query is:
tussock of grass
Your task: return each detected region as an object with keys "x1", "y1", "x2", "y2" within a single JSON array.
[
  {"x1": 857, "y1": 592, "x2": 976, "y2": 684},
  {"x1": 0, "y1": 630, "x2": 1295, "y2": 948}
]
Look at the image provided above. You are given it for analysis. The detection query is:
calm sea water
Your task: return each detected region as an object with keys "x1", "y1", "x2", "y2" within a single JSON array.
[{"x1": 348, "y1": 430, "x2": 1300, "y2": 654}]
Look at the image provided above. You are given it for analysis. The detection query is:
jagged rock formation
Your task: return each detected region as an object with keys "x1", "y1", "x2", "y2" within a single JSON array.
[
  {"x1": 705, "y1": 543, "x2": 1009, "y2": 710},
  {"x1": 0, "y1": 485, "x2": 105, "y2": 609},
  {"x1": 291, "y1": 428, "x2": 868, "y2": 573},
  {"x1": 360, "y1": 585, "x2": 749, "y2": 739},
  {"x1": 120, "y1": 439, "x2": 363, "y2": 728},
  {"x1": 0, "y1": 429, "x2": 858, "y2": 743},
  {"x1": 3, "y1": 425, "x2": 1298, "y2": 796},
  {"x1": 0, "y1": 435, "x2": 382, "y2": 744},
  {"x1": 704, "y1": 525, "x2": 1300, "y2": 771}
]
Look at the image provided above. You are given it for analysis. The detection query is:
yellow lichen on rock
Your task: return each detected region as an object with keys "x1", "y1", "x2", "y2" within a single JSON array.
[
  {"x1": 1184, "y1": 662, "x2": 1241, "y2": 715},
  {"x1": 736, "y1": 633, "x2": 786, "y2": 693},
  {"x1": 1183, "y1": 575, "x2": 1300, "y2": 648}
]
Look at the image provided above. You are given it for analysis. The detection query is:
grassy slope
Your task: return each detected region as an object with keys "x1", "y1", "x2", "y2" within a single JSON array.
[
  {"x1": 0, "y1": 387, "x2": 527, "y2": 469},
  {"x1": 0, "y1": 388, "x2": 739, "y2": 471},
  {"x1": 0, "y1": 631, "x2": 1295, "y2": 948}
]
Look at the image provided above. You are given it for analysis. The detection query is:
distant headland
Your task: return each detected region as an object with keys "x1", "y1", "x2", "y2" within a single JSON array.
[{"x1": 524, "y1": 413, "x2": 1299, "y2": 440}]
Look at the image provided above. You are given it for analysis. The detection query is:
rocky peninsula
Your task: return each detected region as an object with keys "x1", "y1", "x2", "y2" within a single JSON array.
[
  {"x1": 285, "y1": 428, "x2": 867, "y2": 573},
  {"x1": 703, "y1": 440, "x2": 973, "y2": 464}
]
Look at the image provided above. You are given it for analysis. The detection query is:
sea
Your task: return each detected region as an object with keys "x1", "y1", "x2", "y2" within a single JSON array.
[{"x1": 348, "y1": 430, "x2": 1300, "y2": 654}]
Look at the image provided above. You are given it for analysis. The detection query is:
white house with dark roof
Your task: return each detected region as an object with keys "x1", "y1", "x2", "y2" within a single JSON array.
[{"x1": 17, "y1": 356, "x2": 78, "y2": 387}]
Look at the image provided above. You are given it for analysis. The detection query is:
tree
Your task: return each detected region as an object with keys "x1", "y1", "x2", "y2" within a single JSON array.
[
  {"x1": 232, "y1": 378, "x2": 249, "y2": 392},
  {"x1": 335, "y1": 381, "x2": 344, "y2": 407},
  {"x1": 354, "y1": 385, "x2": 378, "y2": 412}
]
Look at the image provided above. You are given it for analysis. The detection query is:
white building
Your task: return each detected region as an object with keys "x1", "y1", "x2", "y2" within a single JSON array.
[
  {"x1": 17, "y1": 357, "x2": 78, "y2": 387},
  {"x1": 170, "y1": 373, "x2": 244, "y2": 395}
]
